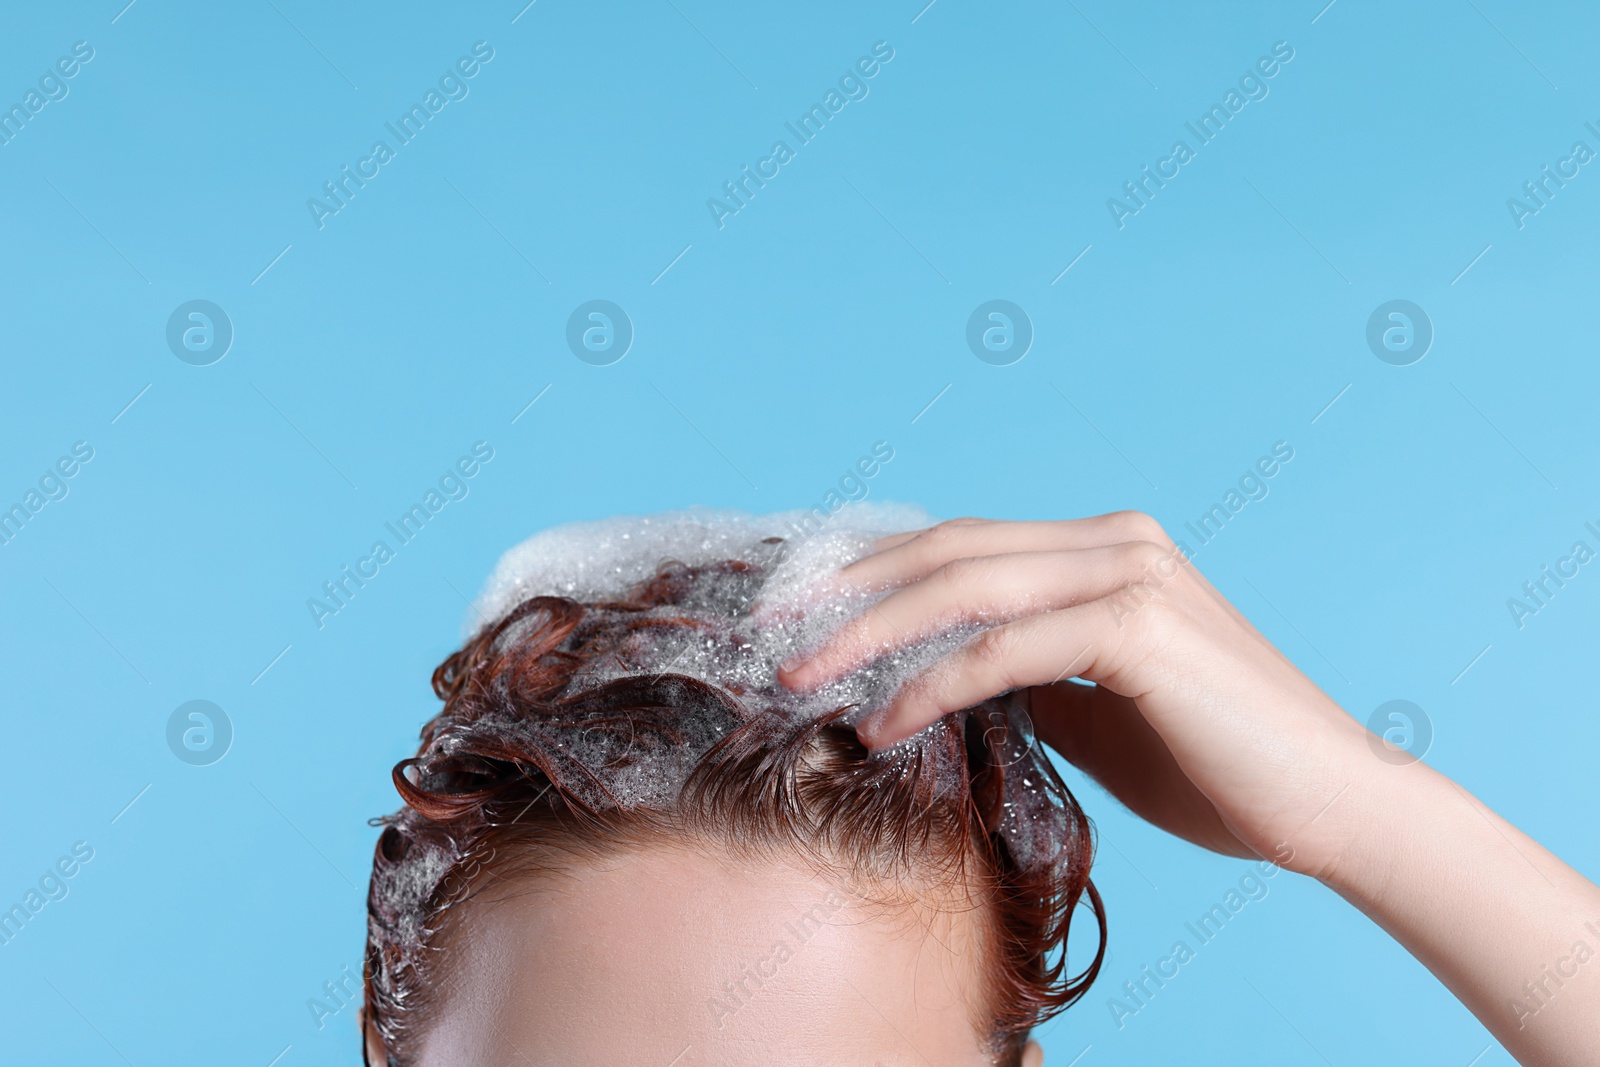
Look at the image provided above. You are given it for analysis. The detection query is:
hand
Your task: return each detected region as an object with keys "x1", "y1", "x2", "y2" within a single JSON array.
[
  {"x1": 777, "y1": 513, "x2": 1376, "y2": 881},
  {"x1": 781, "y1": 513, "x2": 1600, "y2": 1065}
]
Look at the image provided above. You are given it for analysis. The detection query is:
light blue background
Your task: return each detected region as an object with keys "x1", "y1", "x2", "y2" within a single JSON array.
[{"x1": 2, "y1": 0, "x2": 1596, "y2": 1063}]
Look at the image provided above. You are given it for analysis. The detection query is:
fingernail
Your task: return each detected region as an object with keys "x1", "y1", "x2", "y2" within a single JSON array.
[{"x1": 779, "y1": 654, "x2": 805, "y2": 674}]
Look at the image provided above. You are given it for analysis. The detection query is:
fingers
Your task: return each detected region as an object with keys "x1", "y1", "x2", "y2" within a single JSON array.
[
  {"x1": 867, "y1": 517, "x2": 986, "y2": 555},
  {"x1": 778, "y1": 544, "x2": 1163, "y2": 693},
  {"x1": 857, "y1": 606, "x2": 1127, "y2": 749},
  {"x1": 851, "y1": 513, "x2": 1266, "y2": 655},
  {"x1": 843, "y1": 513, "x2": 1171, "y2": 594},
  {"x1": 749, "y1": 519, "x2": 987, "y2": 619}
]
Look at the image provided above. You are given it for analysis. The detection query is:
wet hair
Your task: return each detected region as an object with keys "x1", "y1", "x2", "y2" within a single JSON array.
[{"x1": 362, "y1": 554, "x2": 1105, "y2": 1065}]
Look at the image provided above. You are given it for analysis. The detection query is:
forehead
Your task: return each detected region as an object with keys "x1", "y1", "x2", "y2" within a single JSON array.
[{"x1": 417, "y1": 845, "x2": 997, "y2": 1067}]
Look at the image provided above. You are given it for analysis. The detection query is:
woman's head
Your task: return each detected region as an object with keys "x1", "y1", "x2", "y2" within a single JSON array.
[{"x1": 363, "y1": 515, "x2": 1104, "y2": 1065}]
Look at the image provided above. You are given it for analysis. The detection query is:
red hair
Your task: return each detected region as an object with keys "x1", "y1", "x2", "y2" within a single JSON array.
[{"x1": 363, "y1": 555, "x2": 1105, "y2": 1064}]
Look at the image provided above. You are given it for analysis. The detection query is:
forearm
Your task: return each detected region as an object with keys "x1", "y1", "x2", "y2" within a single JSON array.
[{"x1": 1322, "y1": 762, "x2": 1600, "y2": 1065}]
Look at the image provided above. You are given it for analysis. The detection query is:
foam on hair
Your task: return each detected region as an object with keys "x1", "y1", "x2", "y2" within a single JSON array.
[
  {"x1": 364, "y1": 506, "x2": 1102, "y2": 1065},
  {"x1": 468, "y1": 507, "x2": 1002, "y2": 794}
]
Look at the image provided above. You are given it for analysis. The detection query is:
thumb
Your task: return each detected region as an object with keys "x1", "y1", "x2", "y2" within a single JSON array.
[{"x1": 1033, "y1": 681, "x2": 1251, "y2": 859}]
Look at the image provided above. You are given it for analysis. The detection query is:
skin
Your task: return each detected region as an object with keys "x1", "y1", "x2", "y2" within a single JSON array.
[
  {"x1": 406, "y1": 844, "x2": 1045, "y2": 1067},
  {"x1": 778, "y1": 513, "x2": 1600, "y2": 1066}
]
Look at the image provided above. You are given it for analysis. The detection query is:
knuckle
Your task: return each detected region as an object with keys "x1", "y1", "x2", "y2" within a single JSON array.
[
  {"x1": 1121, "y1": 539, "x2": 1171, "y2": 572},
  {"x1": 921, "y1": 520, "x2": 970, "y2": 549},
  {"x1": 1129, "y1": 594, "x2": 1183, "y2": 640},
  {"x1": 1108, "y1": 510, "x2": 1173, "y2": 547},
  {"x1": 914, "y1": 668, "x2": 961, "y2": 713},
  {"x1": 936, "y1": 554, "x2": 990, "y2": 588},
  {"x1": 969, "y1": 625, "x2": 1014, "y2": 672}
]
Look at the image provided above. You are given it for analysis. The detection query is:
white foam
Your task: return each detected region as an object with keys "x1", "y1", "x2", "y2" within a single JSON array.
[
  {"x1": 470, "y1": 504, "x2": 967, "y2": 728},
  {"x1": 471, "y1": 504, "x2": 931, "y2": 626},
  {"x1": 464, "y1": 504, "x2": 1067, "y2": 870}
]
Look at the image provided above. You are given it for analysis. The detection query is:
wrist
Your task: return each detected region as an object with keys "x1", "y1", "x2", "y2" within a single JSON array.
[
  {"x1": 1305, "y1": 755, "x2": 1444, "y2": 904},
  {"x1": 1304, "y1": 752, "x2": 1600, "y2": 1064}
]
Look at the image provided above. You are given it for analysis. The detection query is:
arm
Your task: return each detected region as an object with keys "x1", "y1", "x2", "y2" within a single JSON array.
[
  {"x1": 778, "y1": 513, "x2": 1600, "y2": 1065},
  {"x1": 1322, "y1": 759, "x2": 1600, "y2": 1062}
]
